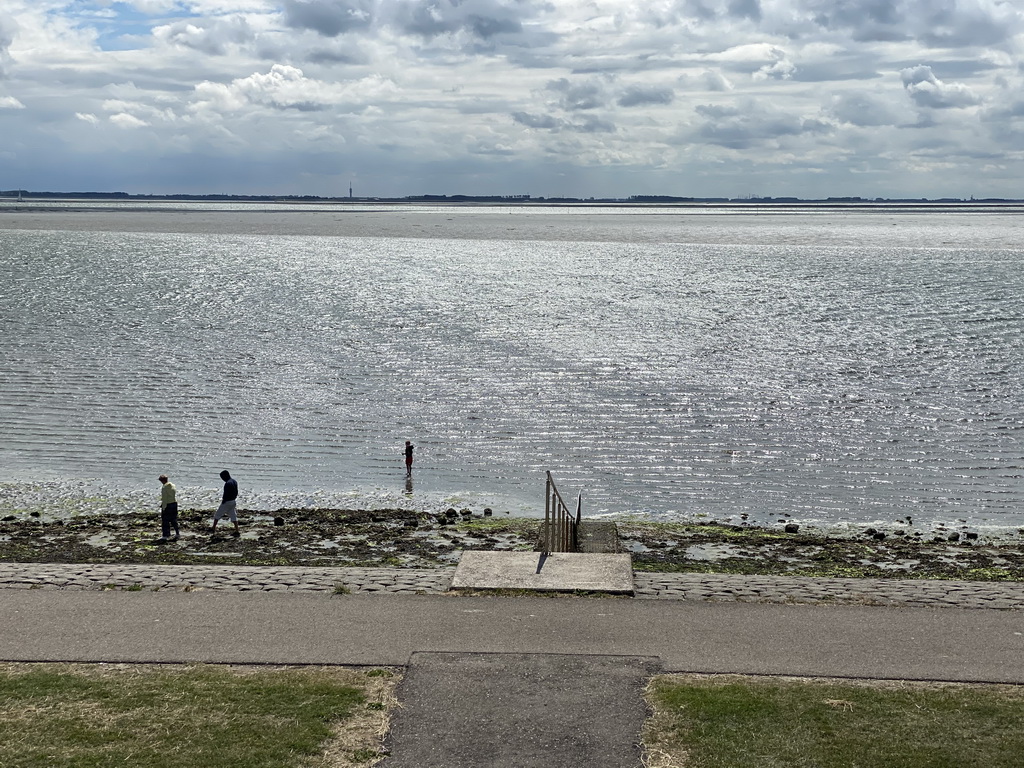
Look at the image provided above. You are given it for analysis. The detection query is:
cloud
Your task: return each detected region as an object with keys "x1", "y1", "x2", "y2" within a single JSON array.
[
  {"x1": 153, "y1": 16, "x2": 256, "y2": 55},
  {"x1": 728, "y1": 0, "x2": 762, "y2": 22},
  {"x1": 694, "y1": 99, "x2": 833, "y2": 148},
  {"x1": 680, "y1": 69, "x2": 734, "y2": 92},
  {"x1": 901, "y1": 65, "x2": 980, "y2": 109},
  {"x1": 193, "y1": 64, "x2": 337, "y2": 112},
  {"x1": 282, "y1": 0, "x2": 374, "y2": 37},
  {"x1": 753, "y1": 57, "x2": 795, "y2": 81},
  {"x1": 512, "y1": 111, "x2": 562, "y2": 130},
  {"x1": 546, "y1": 78, "x2": 607, "y2": 111},
  {"x1": 675, "y1": 0, "x2": 762, "y2": 22},
  {"x1": 512, "y1": 111, "x2": 615, "y2": 134},
  {"x1": 618, "y1": 84, "x2": 674, "y2": 107},
  {"x1": 829, "y1": 92, "x2": 899, "y2": 126},
  {"x1": 0, "y1": 12, "x2": 15, "y2": 77},
  {"x1": 282, "y1": 0, "x2": 537, "y2": 41},
  {"x1": 576, "y1": 114, "x2": 616, "y2": 133},
  {"x1": 110, "y1": 112, "x2": 149, "y2": 128},
  {"x1": 4, "y1": 0, "x2": 1024, "y2": 199},
  {"x1": 798, "y1": 0, "x2": 1024, "y2": 47},
  {"x1": 707, "y1": 43, "x2": 795, "y2": 80},
  {"x1": 390, "y1": 0, "x2": 527, "y2": 39}
]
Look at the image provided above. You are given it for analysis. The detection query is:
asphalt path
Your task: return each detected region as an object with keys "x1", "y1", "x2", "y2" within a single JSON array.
[{"x1": 3, "y1": 590, "x2": 1023, "y2": 683}]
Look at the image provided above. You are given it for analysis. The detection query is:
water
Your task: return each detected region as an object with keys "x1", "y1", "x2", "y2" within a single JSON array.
[{"x1": 1, "y1": 204, "x2": 1023, "y2": 530}]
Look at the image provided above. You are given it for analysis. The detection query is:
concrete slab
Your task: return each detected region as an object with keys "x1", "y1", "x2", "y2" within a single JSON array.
[
  {"x1": 452, "y1": 551, "x2": 634, "y2": 594},
  {"x1": 381, "y1": 652, "x2": 661, "y2": 768}
]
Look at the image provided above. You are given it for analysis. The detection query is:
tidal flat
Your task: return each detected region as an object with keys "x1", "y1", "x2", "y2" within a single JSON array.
[{"x1": 1, "y1": 508, "x2": 1022, "y2": 581}]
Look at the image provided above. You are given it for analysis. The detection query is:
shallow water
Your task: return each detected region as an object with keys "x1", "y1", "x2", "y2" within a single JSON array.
[{"x1": 1, "y1": 204, "x2": 1022, "y2": 529}]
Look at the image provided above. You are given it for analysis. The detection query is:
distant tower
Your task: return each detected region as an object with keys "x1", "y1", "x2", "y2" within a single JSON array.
[{"x1": 349, "y1": 182, "x2": 353, "y2": 199}]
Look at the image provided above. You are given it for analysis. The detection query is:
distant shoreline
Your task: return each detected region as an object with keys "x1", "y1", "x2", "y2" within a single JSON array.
[{"x1": 3, "y1": 195, "x2": 1024, "y2": 210}]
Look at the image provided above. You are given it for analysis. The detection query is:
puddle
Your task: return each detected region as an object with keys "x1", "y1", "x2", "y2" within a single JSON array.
[
  {"x1": 684, "y1": 543, "x2": 747, "y2": 561},
  {"x1": 84, "y1": 533, "x2": 121, "y2": 551}
]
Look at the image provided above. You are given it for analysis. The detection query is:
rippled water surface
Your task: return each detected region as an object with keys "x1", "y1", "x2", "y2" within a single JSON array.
[{"x1": 1, "y1": 205, "x2": 1022, "y2": 528}]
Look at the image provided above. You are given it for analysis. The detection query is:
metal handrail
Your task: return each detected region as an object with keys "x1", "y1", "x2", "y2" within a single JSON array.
[{"x1": 543, "y1": 471, "x2": 582, "y2": 553}]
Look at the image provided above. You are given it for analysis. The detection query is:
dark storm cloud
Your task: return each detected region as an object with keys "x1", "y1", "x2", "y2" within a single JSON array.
[
  {"x1": 282, "y1": 0, "x2": 374, "y2": 37},
  {"x1": 618, "y1": 84, "x2": 675, "y2": 107}
]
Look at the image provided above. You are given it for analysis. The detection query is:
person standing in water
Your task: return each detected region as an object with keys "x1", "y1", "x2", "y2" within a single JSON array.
[
  {"x1": 404, "y1": 441, "x2": 414, "y2": 476},
  {"x1": 158, "y1": 474, "x2": 179, "y2": 542},
  {"x1": 212, "y1": 469, "x2": 240, "y2": 535}
]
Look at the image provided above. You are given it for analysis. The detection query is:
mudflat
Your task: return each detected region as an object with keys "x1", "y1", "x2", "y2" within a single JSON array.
[{"x1": 1, "y1": 508, "x2": 1022, "y2": 581}]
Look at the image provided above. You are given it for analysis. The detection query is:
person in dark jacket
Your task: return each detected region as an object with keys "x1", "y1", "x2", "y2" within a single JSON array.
[{"x1": 212, "y1": 469, "x2": 240, "y2": 535}]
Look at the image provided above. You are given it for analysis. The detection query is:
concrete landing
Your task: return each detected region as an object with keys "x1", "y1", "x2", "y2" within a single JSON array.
[
  {"x1": 380, "y1": 653, "x2": 661, "y2": 768},
  {"x1": 451, "y1": 551, "x2": 634, "y2": 594}
]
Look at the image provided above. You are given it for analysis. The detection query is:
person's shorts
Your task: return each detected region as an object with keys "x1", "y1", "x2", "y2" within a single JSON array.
[{"x1": 214, "y1": 500, "x2": 237, "y2": 522}]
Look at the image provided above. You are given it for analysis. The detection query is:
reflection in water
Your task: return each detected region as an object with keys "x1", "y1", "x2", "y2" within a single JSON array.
[
  {"x1": 1, "y1": 208, "x2": 1023, "y2": 529},
  {"x1": 404, "y1": 475, "x2": 413, "y2": 497}
]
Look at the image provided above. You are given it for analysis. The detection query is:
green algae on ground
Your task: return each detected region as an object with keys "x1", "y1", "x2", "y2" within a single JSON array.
[
  {"x1": 620, "y1": 521, "x2": 1024, "y2": 581},
  {"x1": 1, "y1": 512, "x2": 1022, "y2": 581}
]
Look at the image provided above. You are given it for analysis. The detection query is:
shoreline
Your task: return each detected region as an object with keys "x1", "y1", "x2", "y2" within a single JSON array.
[{"x1": 1, "y1": 507, "x2": 1022, "y2": 582}]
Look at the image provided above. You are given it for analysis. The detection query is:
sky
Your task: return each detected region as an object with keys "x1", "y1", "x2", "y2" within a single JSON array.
[{"x1": 2, "y1": 0, "x2": 1023, "y2": 199}]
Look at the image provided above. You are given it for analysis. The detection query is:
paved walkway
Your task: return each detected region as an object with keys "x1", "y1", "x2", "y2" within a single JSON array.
[
  {"x1": 381, "y1": 653, "x2": 659, "y2": 768},
  {"x1": 4, "y1": 589, "x2": 1022, "y2": 682},
  {"x1": 4, "y1": 564, "x2": 1023, "y2": 768},
  {"x1": 2, "y1": 562, "x2": 1022, "y2": 609}
]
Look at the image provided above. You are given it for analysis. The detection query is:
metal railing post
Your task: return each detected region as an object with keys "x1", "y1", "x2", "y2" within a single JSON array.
[{"x1": 543, "y1": 472, "x2": 582, "y2": 553}]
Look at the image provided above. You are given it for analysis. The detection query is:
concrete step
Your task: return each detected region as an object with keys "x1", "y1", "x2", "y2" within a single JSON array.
[{"x1": 451, "y1": 551, "x2": 634, "y2": 594}]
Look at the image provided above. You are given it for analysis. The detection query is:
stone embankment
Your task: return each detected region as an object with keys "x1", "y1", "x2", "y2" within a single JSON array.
[{"x1": 1, "y1": 562, "x2": 1022, "y2": 610}]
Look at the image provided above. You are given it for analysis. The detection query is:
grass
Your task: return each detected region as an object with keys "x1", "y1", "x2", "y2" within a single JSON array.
[
  {"x1": 0, "y1": 663, "x2": 398, "y2": 768},
  {"x1": 644, "y1": 674, "x2": 1024, "y2": 768}
]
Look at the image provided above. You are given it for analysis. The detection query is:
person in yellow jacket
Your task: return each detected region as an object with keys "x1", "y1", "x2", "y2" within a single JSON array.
[{"x1": 158, "y1": 474, "x2": 180, "y2": 542}]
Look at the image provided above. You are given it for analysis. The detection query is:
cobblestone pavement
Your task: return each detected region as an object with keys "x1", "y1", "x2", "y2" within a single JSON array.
[
  {"x1": 0, "y1": 563, "x2": 453, "y2": 595},
  {"x1": 0, "y1": 562, "x2": 1021, "y2": 609},
  {"x1": 632, "y1": 572, "x2": 1024, "y2": 610}
]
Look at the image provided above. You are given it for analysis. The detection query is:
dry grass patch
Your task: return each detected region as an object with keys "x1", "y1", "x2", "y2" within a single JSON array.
[{"x1": 0, "y1": 663, "x2": 400, "y2": 768}]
